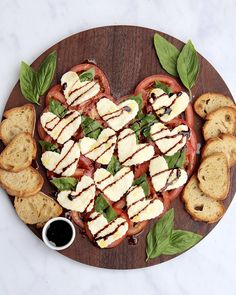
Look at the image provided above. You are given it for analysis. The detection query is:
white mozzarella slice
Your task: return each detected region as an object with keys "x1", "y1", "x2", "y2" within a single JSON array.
[
  {"x1": 57, "y1": 176, "x2": 95, "y2": 212},
  {"x1": 79, "y1": 128, "x2": 116, "y2": 165},
  {"x1": 87, "y1": 212, "x2": 128, "y2": 248},
  {"x1": 149, "y1": 156, "x2": 188, "y2": 192},
  {"x1": 149, "y1": 88, "x2": 189, "y2": 122},
  {"x1": 96, "y1": 98, "x2": 139, "y2": 131},
  {"x1": 118, "y1": 128, "x2": 155, "y2": 166},
  {"x1": 41, "y1": 140, "x2": 80, "y2": 176},
  {"x1": 40, "y1": 110, "x2": 81, "y2": 144},
  {"x1": 61, "y1": 71, "x2": 100, "y2": 106},
  {"x1": 94, "y1": 167, "x2": 134, "y2": 202},
  {"x1": 126, "y1": 186, "x2": 164, "y2": 222},
  {"x1": 150, "y1": 122, "x2": 189, "y2": 155}
]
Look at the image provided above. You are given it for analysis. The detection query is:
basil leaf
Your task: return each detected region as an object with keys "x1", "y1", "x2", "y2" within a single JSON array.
[
  {"x1": 79, "y1": 68, "x2": 95, "y2": 82},
  {"x1": 81, "y1": 115, "x2": 103, "y2": 139},
  {"x1": 154, "y1": 33, "x2": 180, "y2": 77},
  {"x1": 130, "y1": 113, "x2": 158, "y2": 139},
  {"x1": 146, "y1": 208, "x2": 174, "y2": 260},
  {"x1": 95, "y1": 193, "x2": 109, "y2": 212},
  {"x1": 39, "y1": 140, "x2": 60, "y2": 153},
  {"x1": 154, "y1": 81, "x2": 172, "y2": 95},
  {"x1": 50, "y1": 177, "x2": 78, "y2": 191},
  {"x1": 49, "y1": 98, "x2": 67, "y2": 118},
  {"x1": 20, "y1": 51, "x2": 57, "y2": 105},
  {"x1": 162, "y1": 230, "x2": 202, "y2": 255},
  {"x1": 177, "y1": 40, "x2": 199, "y2": 90},
  {"x1": 20, "y1": 62, "x2": 39, "y2": 104},
  {"x1": 95, "y1": 194, "x2": 117, "y2": 222},
  {"x1": 105, "y1": 207, "x2": 118, "y2": 222},
  {"x1": 164, "y1": 149, "x2": 186, "y2": 169},
  {"x1": 37, "y1": 51, "x2": 57, "y2": 96},
  {"x1": 107, "y1": 156, "x2": 122, "y2": 176},
  {"x1": 133, "y1": 174, "x2": 149, "y2": 196},
  {"x1": 126, "y1": 93, "x2": 143, "y2": 115}
]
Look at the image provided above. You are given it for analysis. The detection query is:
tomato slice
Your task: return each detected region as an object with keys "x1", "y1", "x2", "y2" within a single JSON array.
[
  {"x1": 84, "y1": 208, "x2": 130, "y2": 249},
  {"x1": 45, "y1": 63, "x2": 110, "y2": 108},
  {"x1": 134, "y1": 74, "x2": 182, "y2": 107},
  {"x1": 71, "y1": 211, "x2": 85, "y2": 229}
]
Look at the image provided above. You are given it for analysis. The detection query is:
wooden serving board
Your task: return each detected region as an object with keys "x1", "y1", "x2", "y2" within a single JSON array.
[{"x1": 2, "y1": 26, "x2": 235, "y2": 269}]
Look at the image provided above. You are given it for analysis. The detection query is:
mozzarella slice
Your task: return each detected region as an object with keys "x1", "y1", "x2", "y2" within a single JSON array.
[
  {"x1": 118, "y1": 128, "x2": 155, "y2": 166},
  {"x1": 94, "y1": 167, "x2": 134, "y2": 202},
  {"x1": 79, "y1": 128, "x2": 116, "y2": 165},
  {"x1": 150, "y1": 122, "x2": 190, "y2": 155},
  {"x1": 149, "y1": 156, "x2": 188, "y2": 192},
  {"x1": 40, "y1": 110, "x2": 81, "y2": 144},
  {"x1": 87, "y1": 212, "x2": 128, "y2": 248},
  {"x1": 149, "y1": 88, "x2": 189, "y2": 122},
  {"x1": 126, "y1": 186, "x2": 164, "y2": 222},
  {"x1": 96, "y1": 97, "x2": 139, "y2": 131},
  {"x1": 61, "y1": 71, "x2": 100, "y2": 106},
  {"x1": 57, "y1": 176, "x2": 95, "y2": 212},
  {"x1": 41, "y1": 140, "x2": 80, "y2": 176}
]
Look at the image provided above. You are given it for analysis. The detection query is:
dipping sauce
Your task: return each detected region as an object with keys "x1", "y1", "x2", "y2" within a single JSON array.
[{"x1": 46, "y1": 220, "x2": 73, "y2": 247}]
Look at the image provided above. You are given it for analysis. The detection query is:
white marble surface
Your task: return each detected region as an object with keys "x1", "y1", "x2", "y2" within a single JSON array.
[{"x1": 0, "y1": 0, "x2": 236, "y2": 294}]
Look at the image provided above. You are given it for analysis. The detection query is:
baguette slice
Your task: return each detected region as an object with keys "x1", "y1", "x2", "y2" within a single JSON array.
[
  {"x1": 0, "y1": 167, "x2": 44, "y2": 197},
  {"x1": 194, "y1": 92, "x2": 235, "y2": 119},
  {"x1": 197, "y1": 152, "x2": 229, "y2": 200},
  {"x1": 0, "y1": 104, "x2": 35, "y2": 145},
  {"x1": 0, "y1": 133, "x2": 36, "y2": 172},
  {"x1": 203, "y1": 107, "x2": 236, "y2": 140},
  {"x1": 14, "y1": 192, "x2": 62, "y2": 225},
  {"x1": 182, "y1": 175, "x2": 225, "y2": 223},
  {"x1": 202, "y1": 134, "x2": 236, "y2": 167}
]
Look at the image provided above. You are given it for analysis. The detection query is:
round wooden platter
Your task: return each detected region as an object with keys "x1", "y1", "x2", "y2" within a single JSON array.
[{"x1": 1, "y1": 26, "x2": 235, "y2": 269}]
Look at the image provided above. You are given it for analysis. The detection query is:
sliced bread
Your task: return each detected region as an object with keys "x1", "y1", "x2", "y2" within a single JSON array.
[
  {"x1": 0, "y1": 104, "x2": 35, "y2": 145},
  {"x1": 0, "y1": 167, "x2": 44, "y2": 197},
  {"x1": 197, "y1": 152, "x2": 229, "y2": 200},
  {"x1": 202, "y1": 134, "x2": 236, "y2": 167},
  {"x1": 194, "y1": 92, "x2": 235, "y2": 119},
  {"x1": 14, "y1": 192, "x2": 62, "y2": 225},
  {"x1": 0, "y1": 133, "x2": 36, "y2": 172},
  {"x1": 203, "y1": 107, "x2": 236, "y2": 140},
  {"x1": 182, "y1": 175, "x2": 225, "y2": 223}
]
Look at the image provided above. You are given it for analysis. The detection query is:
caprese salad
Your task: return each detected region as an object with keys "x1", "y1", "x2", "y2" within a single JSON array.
[{"x1": 38, "y1": 62, "x2": 197, "y2": 249}]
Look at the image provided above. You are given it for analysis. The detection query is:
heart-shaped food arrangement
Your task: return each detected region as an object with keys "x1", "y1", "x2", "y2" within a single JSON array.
[
  {"x1": 36, "y1": 60, "x2": 197, "y2": 250},
  {"x1": 5, "y1": 33, "x2": 235, "y2": 262}
]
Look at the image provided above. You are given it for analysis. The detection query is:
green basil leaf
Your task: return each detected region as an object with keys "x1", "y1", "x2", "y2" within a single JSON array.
[
  {"x1": 154, "y1": 80, "x2": 172, "y2": 95},
  {"x1": 162, "y1": 229, "x2": 202, "y2": 255},
  {"x1": 49, "y1": 98, "x2": 67, "y2": 118},
  {"x1": 133, "y1": 174, "x2": 149, "y2": 196},
  {"x1": 50, "y1": 177, "x2": 78, "y2": 191},
  {"x1": 81, "y1": 115, "x2": 103, "y2": 139},
  {"x1": 37, "y1": 51, "x2": 57, "y2": 96},
  {"x1": 20, "y1": 62, "x2": 39, "y2": 104},
  {"x1": 126, "y1": 93, "x2": 143, "y2": 115},
  {"x1": 177, "y1": 40, "x2": 199, "y2": 90},
  {"x1": 20, "y1": 51, "x2": 57, "y2": 105},
  {"x1": 107, "y1": 156, "x2": 122, "y2": 176},
  {"x1": 95, "y1": 193, "x2": 117, "y2": 222},
  {"x1": 130, "y1": 113, "x2": 158, "y2": 140},
  {"x1": 95, "y1": 193, "x2": 109, "y2": 213},
  {"x1": 154, "y1": 33, "x2": 180, "y2": 77},
  {"x1": 105, "y1": 206, "x2": 117, "y2": 222},
  {"x1": 39, "y1": 140, "x2": 60, "y2": 153},
  {"x1": 146, "y1": 208, "x2": 174, "y2": 260},
  {"x1": 79, "y1": 68, "x2": 95, "y2": 82},
  {"x1": 164, "y1": 149, "x2": 186, "y2": 169}
]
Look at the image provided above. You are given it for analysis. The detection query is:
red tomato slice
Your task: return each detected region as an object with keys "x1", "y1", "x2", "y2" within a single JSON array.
[
  {"x1": 127, "y1": 220, "x2": 148, "y2": 236},
  {"x1": 84, "y1": 208, "x2": 130, "y2": 249},
  {"x1": 71, "y1": 211, "x2": 85, "y2": 229},
  {"x1": 45, "y1": 63, "x2": 110, "y2": 108}
]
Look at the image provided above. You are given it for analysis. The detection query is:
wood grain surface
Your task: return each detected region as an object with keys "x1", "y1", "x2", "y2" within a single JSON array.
[{"x1": 1, "y1": 26, "x2": 235, "y2": 269}]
